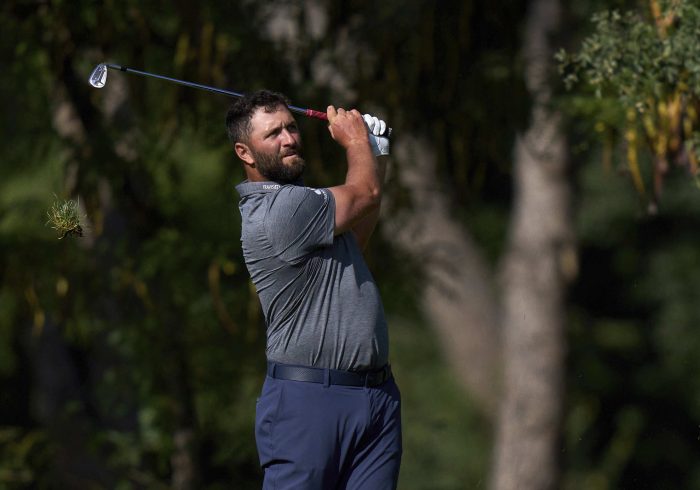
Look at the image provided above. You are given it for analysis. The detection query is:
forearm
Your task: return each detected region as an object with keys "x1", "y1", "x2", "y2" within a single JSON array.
[
  {"x1": 344, "y1": 141, "x2": 381, "y2": 207},
  {"x1": 330, "y1": 140, "x2": 382, "y2": 235},
  {"x1": 326, "y1": 106, "x2": 387, "y2": 236},
  {"x1": 351, "y1": 157, "x2": 387, "y2": 250}
]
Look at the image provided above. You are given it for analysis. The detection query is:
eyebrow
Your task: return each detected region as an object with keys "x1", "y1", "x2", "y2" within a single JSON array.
[{"x1": 264, "y1": 121, "x2": 297, "y2": 137}]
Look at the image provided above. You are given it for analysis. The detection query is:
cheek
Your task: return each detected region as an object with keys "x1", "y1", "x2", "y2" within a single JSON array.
[{"x1": 257, "y1": 141, "x2": 280, "y2": 154}]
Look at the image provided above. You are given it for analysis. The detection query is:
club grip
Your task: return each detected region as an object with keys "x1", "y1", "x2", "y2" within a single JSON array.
[
  {"x1": 304, "y1": 109, "x2": 328, "y2": 121},
  {"x1": 305, "y1": 108, "x2": 393, "y2": 138}
]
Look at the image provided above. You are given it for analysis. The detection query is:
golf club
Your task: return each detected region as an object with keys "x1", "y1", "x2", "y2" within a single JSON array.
[{"x1": 88, "y1": 63, "x2": 392, "y2": 137}]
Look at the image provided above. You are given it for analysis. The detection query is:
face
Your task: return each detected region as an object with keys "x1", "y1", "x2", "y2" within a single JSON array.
[{"x1": 240, "y1": 105, "x2": 305, "y2": 183}]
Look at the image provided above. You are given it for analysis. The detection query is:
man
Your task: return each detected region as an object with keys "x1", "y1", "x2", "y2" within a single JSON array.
[{"x1": 227, "y1": 90, "x2": 400, "y2": 490}]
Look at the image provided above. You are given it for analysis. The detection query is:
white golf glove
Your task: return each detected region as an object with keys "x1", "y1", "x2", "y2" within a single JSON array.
[{"x1": 363, "y1": 114, "x2": 390, "y2": 156}]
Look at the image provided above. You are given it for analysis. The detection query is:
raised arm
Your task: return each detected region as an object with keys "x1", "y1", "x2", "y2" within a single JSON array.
[{"x1": 326, "y1": 106, "x2": 382, "y2": 237}]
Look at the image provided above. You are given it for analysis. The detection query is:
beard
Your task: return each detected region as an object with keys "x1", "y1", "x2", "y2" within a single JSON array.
[{"x1": 252, "y1": 146, "x2": 306, "y2": 184}]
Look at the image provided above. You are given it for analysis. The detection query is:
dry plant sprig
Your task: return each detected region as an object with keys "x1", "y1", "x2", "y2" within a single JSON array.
[{"x1": 47, "y1": 197, "x2": 85, "y2": 239}]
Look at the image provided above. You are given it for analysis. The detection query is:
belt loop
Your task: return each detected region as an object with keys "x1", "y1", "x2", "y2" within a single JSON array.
[
  {"x1": 364, "y1": 371, "x2": 370, "y2": 388},
  {"x1": 271, "y1": 363, "x2": 277, "y2": 378},
  {"x1": 323, "y1": 368, "x2": 330, "y2": 388}
]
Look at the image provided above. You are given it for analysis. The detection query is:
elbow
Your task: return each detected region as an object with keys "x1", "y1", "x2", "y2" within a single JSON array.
[
  {"x1": 367, "y1": 186, "x2": 382, "y2": 211},
  {"x1": 352, "y1": 187, "x2": 380, "y2": 223}
]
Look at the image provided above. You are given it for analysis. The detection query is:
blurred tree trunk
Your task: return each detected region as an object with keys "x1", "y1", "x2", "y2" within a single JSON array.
[
  {"x1": 491, "y1": 0, "x2": 574, "y2": 488},
  {"x1": 388, "y1": 137, "x2": 502, "y2": 411},
  {"x1": 51, "y1": 46, "x2": 200, "y2": 489}
]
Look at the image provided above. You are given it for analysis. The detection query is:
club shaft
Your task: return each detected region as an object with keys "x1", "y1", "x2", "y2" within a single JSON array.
[
  {"x1": 104, "y1": 64, "x2": 328, "y2": 121},
  {"x1": 99, "y1": 63, "x2": 392, "y2": 138}
]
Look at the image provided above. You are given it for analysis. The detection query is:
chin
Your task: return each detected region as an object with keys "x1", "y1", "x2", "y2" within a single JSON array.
[
  {"x1": 256, "y1": 152, "x2": 306, "y2": 183},
  {"x1": 284, "y1": 154, "x2": 303, "y2": 165}
]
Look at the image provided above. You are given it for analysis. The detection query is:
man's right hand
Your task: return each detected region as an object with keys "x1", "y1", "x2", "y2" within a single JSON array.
[{"x1": 327, "y1": 106, "x2": 371, "y2": 150}]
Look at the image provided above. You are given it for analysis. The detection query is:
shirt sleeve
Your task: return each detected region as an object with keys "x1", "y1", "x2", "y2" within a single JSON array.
[{"x1": 264, "y1": 185, "x2": 336, "y2": 264}]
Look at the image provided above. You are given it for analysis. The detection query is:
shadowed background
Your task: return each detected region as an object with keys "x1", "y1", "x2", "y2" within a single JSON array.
[{"x1": 2, "y1": 1, "x2": 700, "y2": 489}]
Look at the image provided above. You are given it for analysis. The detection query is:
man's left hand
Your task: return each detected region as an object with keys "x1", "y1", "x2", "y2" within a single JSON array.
[{"x1": 363, "y1": 114, "x2": 390, "y2": 156}]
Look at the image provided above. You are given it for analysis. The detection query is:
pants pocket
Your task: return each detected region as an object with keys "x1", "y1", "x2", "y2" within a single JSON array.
[{"x1": 255, "y1": 378, "x2": 284, "y2": 466}]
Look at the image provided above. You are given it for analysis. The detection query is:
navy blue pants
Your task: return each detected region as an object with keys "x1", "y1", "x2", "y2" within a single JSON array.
[{"x1": 255, "y1": 373, "x2": 402, "y2": 489}]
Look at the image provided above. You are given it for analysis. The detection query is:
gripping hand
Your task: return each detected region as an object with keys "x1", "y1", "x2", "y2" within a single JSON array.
[{"x1": 363, "y1": 114, "x2": 390, "y2": 156}]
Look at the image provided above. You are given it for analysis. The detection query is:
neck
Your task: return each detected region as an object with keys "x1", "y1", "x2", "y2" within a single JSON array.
[{"x1": 244, "y1": 165, "x2": 266, "y2": 182}]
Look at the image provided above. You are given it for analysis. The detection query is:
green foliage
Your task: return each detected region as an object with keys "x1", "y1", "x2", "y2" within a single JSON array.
[
  {"x1": 391, "y1": 316, "x2": 491, "y2": 489},
  {"x1": 564, "y1": 160, "x2": 700, "y2": 489},
  {"x1": 0, "y1": 1, "x2": 271, "y2": 486},
  {"x1": 12, "y1": 1, "x2": 700, "y2": 489},
  {"x1": 46, "y1": 197, "x2": 85, "y2": 239},
  {"x1": 2, "y1": 0, "x2": 508, "y2": 486},
  {"x1": 0, "y1": 428, "x2": 54, "y2": 488},
  {"x1": 558, "y1": 7, "x2": 697, "y2": 103},
  {"x1": 557, "y1": 0, "x2": 700, "y2": 210}
]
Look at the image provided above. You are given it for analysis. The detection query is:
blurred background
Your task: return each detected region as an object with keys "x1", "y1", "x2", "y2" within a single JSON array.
[{"x1": 2, "y1": 0, "x2": 700, "y2": 488}]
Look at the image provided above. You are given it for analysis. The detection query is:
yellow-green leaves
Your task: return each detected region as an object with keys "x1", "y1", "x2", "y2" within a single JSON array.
[
  {"x1": 46, "y1": 197, "x2": 84, "y2": 239},
  {"x1": 557, "y1": 0, "x2": 700, "y2": 211}
]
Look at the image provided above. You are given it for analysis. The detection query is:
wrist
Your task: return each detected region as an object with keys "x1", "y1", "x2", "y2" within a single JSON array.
[{"x1": 343, "y1": 138, "x2": 371, "y2": 150}]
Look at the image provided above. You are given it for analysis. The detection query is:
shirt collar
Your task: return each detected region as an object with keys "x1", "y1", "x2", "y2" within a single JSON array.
[{"x1": 235, "y1": 179, "x2": 304, "y2": 197}]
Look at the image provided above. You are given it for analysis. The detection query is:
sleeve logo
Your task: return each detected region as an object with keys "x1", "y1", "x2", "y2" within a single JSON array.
[{"x1": 311, "y1": 188, "x2": 328, "y2": 202}]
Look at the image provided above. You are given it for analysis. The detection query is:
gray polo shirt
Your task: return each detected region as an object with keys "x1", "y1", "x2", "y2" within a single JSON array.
[{"x1": 235, "y1": 180, "x2": 389, "y2": 371}]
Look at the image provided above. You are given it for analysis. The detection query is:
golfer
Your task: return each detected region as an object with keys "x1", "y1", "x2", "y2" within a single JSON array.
[{"x1": 227, "y1": 90, "x2": 400, "y2": 489}]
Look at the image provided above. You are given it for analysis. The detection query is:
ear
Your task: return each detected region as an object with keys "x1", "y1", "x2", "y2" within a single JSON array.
[{"x1": 234, "y1": 142, "x2": 255, "y2": 166}]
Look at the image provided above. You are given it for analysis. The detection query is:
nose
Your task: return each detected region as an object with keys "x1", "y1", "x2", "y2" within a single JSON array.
[{"x1": 280, "y1": 128, "x2": 295, "y2": 146}]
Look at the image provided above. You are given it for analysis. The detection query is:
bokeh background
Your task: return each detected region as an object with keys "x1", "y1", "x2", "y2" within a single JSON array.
[{"x1": 2, "y1": 0, "x2": 700, "y2": 489}]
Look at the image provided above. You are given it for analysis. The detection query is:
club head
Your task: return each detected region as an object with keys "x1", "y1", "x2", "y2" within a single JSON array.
[{"x1": 88, "y1": 63, "x2": 108, "y2": 88}]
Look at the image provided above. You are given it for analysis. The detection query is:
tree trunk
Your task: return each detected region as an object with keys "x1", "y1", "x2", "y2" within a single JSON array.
[
  {"x1": 52, "y1": 50, "x2": 201, "y2": 489},
  {"x1": 388, "y1": 137, "x2": 502, "y2": 411},
  {"x1": 491, "y1": 0, "x2": 574, "y2": 488}
]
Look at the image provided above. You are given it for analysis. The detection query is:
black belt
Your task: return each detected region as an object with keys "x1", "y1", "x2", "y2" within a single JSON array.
[{"x1": 267, "y1": 361, "x2": 392, "y2": 387}]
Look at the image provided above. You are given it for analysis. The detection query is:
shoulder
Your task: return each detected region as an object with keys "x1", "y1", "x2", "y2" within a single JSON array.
[
  {"x1": 267, "y1": 185, "x2": 334, "y2": 217},
  {"x1": 263, "y1": 185, "x2": 337, "y2": 259},
  {"x1": 272, "y1": 185, "x2": 332, "y2": 204}
]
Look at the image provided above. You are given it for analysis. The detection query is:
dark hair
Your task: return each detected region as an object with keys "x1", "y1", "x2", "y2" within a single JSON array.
[{"x1": 225, "y1": 90, "x2": 291, "y2": 145}]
